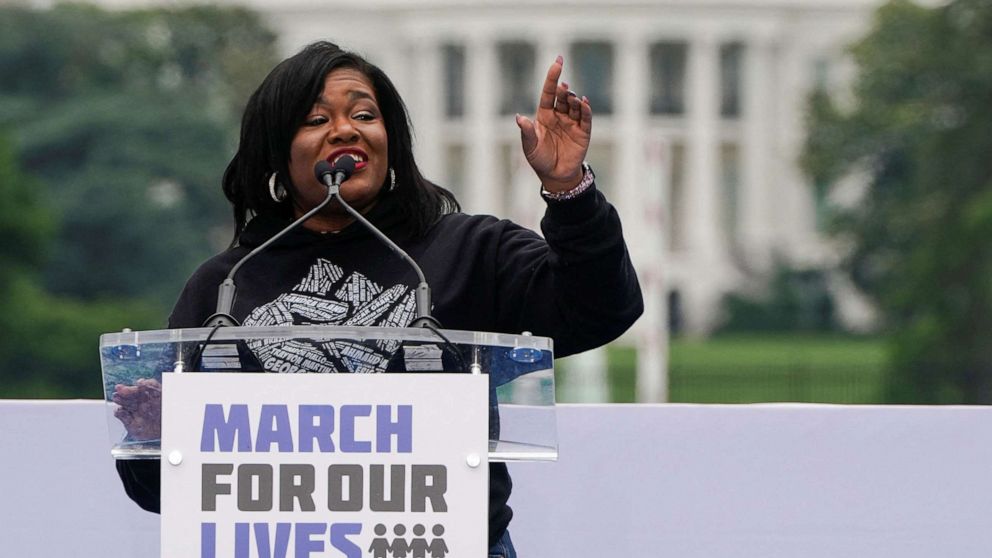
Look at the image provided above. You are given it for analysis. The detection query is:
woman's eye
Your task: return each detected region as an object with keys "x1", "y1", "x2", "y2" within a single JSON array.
[
  {"x1": 306, "y1": 116, "x2": 327, "y2": 126},
  {"x1": 354, "y1": 112, "x2": 376, "y2": 121}
]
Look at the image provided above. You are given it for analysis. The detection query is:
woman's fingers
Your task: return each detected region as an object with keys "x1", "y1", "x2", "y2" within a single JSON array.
[
  {"x1": 580, "y1": 95, "x2": 593, "y2": 134},
  {"x1": 523, "y1": 56, "x2": 593, "y2": 181},
  {"x1": 567, "y1": 92, "x2": 582, "y2": 120},
  {"x1": 536, "y1": 57, "x2": 590, "y2": 129},
  {"x1": 555, "y1": 81, "x2": 571, "y2": 114},
  {"x1": 539, "y1": 56, "x2": 563, "y2": 111},
  {"x1": 515, "y1": 113, "x2": 538, "y2": 157}
]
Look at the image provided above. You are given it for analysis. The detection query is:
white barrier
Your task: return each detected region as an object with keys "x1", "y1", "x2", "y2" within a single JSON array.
[{"x1": 3, "y1": 400, "x2": 990, "y2": 557}]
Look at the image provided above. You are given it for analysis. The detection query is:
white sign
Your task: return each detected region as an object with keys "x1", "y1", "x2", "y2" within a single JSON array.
[{"x1": 161, "y1": 373, "x2": 488, "y2": 558}]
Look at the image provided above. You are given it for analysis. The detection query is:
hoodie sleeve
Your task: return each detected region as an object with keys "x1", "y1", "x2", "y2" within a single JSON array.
[
  {"x1": 493, "y1": 183, "x2": 644, "y2": 357},
  {"x1": 116, "y1": 459, "x2": 161, "y2": 513}
]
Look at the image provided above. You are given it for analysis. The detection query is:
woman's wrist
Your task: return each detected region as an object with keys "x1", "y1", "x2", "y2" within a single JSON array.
[{"x1": 541, "y1": 163, "x2": 594, "y2": 201}]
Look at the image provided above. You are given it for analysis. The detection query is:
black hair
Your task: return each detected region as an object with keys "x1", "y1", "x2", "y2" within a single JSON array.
[{"x1": 222, "y1": 41, "x2": 459, "y2": 245}]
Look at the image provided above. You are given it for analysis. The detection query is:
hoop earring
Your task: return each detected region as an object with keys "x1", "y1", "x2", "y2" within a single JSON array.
[
  {"x1": 387, "y1": 167, "x2": 396, "y2": 192},
  {"x1": 268, "y1": 172, "x2": 287, "y2": 202}
]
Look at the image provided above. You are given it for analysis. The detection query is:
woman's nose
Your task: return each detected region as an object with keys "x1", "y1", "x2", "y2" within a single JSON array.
[{"x1": 327, "y1": 117, "x2": 359, "y2": 143}]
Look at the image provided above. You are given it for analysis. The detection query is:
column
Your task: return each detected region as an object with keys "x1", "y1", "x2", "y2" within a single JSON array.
[
  {"x1": 407, "y1": 37, "x2": 444, "y2": 181},
  {"x1": 684, "y1": 31, "x2": 724, "y2": 335},
  {"x1": 740, "y1": 32, "x2": 776, "y2": 272},
  {"x1": 639, "y1": 137, "x2": 672, "y2": 403},
  {"x1": 465, "y1": 36, "x2": 499, "y2": 214},
  {"x1": 616, "y1": 35, "x2": 648, "y2": 238},
  {"x1": 777, "y1": 37, "x2": 819, "y2": 262},
  {"x1": 617, "y1": 34, "x2": 668, "y2": 402},
  {"x1": 560, "y1": 350, "x2": 609, "y2": 403}
]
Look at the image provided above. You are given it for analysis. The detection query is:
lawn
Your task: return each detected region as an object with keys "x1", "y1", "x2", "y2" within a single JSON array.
[{"x1": 561, "y1": 334, "x2": 889, "y2": 404}]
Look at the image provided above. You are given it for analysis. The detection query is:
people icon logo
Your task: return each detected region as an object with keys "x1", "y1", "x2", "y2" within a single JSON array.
[{"x1": 368, "y1": 523, "x2": 449, "y2": 558}]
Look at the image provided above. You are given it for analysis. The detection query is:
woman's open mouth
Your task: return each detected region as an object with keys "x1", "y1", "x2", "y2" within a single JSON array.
[{"x1": 327, "y1": 149, "x2": 368, "y2": 171}]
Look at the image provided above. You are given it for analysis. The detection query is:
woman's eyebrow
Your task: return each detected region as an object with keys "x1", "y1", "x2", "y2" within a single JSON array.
[
  {"x1": 314, "y1": 90, "x2": 376, "y2": 106},
  {"x1": 349, "y1": 90, "x2": 375, "y2": 102}
]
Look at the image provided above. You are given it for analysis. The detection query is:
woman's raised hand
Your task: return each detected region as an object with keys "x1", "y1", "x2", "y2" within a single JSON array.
[{"x1": 515, "y1": 56, "x2": 592, "y2": 194}]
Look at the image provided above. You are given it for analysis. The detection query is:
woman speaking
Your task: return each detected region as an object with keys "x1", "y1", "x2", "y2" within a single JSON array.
[{"x1": 116, "y1": 41, "x2": 643, "y2": 558}]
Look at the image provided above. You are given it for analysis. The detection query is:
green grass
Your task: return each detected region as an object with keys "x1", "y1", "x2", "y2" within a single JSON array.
[{"x1": 576, "y1": 334, "x2": 889, "y2": 404}]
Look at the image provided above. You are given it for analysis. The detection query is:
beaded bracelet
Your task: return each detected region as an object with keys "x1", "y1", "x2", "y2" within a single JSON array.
[{"x1": 541, "y1": 162, "x2": 595, "y2": 201}]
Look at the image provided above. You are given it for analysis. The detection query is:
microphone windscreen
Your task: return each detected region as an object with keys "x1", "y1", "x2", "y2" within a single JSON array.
[
  {"x1": 332, "y1": 154, "x2": 356, "y2": 178},
  {"x1": 314, "y1": 160, "x2": 334, "y2": 183}
]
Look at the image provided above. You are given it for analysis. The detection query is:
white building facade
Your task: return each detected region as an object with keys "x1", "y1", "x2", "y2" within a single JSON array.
[
  {"x1": 94, "y1": 0, "x2": 883, "y2": 400},
  {"x1": 260, "y1": 0, "x2": 880, "y2": 400}
]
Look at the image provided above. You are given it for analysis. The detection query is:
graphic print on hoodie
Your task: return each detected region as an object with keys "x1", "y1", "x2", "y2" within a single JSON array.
[{"x1": 243, "y1": 258, "x2": 415, "y2": 373}]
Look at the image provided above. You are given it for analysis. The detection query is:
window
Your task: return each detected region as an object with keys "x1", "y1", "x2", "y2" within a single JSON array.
[
  {"x1": 668, "y1": 290, "x2": 684, "y2": 335},
  {"x1": 720, "y1": 42, "x2": 744, "y2": 118},
  {"x1": 443, "y1": 44, "x2": 466, "y2": 118},
  {"x1": 649, "y1": 41, "x2": 687, "y2": 115},
  {"x1": 498, "y1": 41, "x2": 536, "y2": 115},
  {"x1": 570, "y1": 41, "x2": 614, "y2": 114}
]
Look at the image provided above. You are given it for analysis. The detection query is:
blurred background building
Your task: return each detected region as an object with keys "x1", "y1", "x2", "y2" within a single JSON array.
[
  {"x1": 259, "y1": 0, "x2": 879, "y2": 328},
  {"x1": 218, "y1": 0, "x2": 884, "y2": 400}
]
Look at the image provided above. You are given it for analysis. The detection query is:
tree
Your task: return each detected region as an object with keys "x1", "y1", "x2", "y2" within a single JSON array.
[
  {"x1": 0, "y1": 132, "x2": 51, "y2": 288},
  {"x1": 0, "y1": 131, "x2": 159, "y2": 397},
  {"x1": 0, "y1": 4, "x2": 278, "y2": 303},
  {"x1": 0, "y1": 4, "x2": 278, "y2": 397},
  {"x1": 803, "y1": 0, "x2": 992, "y2": 403}
]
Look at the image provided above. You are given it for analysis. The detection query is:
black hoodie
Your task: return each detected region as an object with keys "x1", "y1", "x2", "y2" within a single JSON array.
[{"x1": 117, "y1": 183, "x2": 643, "y2": 546}]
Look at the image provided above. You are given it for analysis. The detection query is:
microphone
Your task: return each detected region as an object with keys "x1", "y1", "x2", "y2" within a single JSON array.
[
  {"x1": 313, "y1": 156, "x2": 440, "y2": 329},
  {"x1": 314, "y1": 157, "x2": 355, "y2": 194},
  {"x1": 201, "y1": 161, "x2": 346, "y2": 328}
]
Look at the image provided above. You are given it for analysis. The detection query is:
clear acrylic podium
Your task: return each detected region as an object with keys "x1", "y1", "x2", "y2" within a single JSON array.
[{"x1": 100, "y1": 326, "x2": 558, "y2": 463}]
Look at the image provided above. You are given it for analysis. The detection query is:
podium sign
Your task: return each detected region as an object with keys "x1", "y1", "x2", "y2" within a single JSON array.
[{"x1": 161, "y1": 373, "x2": 488, "y2": 558}]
